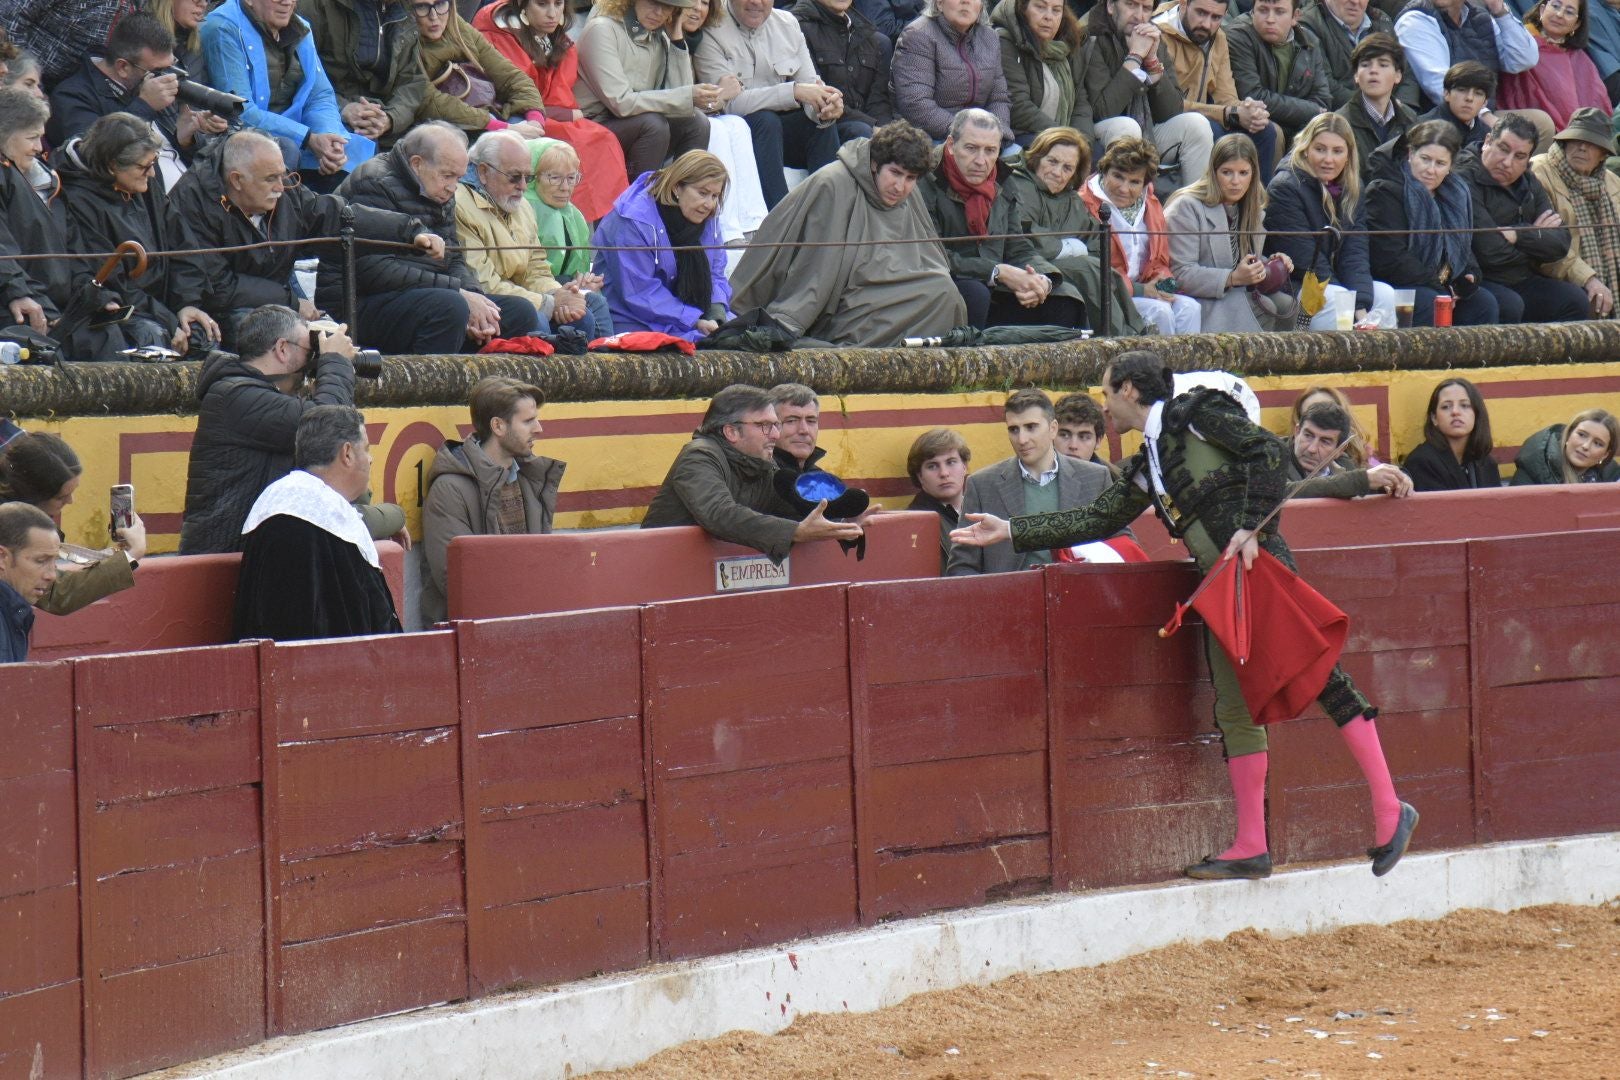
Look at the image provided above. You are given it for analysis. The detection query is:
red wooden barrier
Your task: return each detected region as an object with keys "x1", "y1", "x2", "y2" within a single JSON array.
[
  {"x1": 1469, "y1": 529, "x2": 1620, "y2": 842},
  {"x1": 446, "y1": 512, "x2": 941, "y2": 620},
  {"x1": 1045, "y1": 561, "x2": 1234, "y2": 890},
  {"x1": 642, "y1": 585, "x2": 857, "y2": 960},
  {"x1": 259, "y1": 632, "x2": 467, "y2": 1036},
  {"x1": 849, "y1": 574, "x2": 1049, "y2": 923},
  {"x1": 457, "y1": 610, "x2": 650, "y2": 994},
  {"x1": 29, "y1": 545, "x2": 408, "y2": 663},
  {"x1": 1129, "y1": 484, "x2": 1620, "y2": 560},
  {"x1": 1270, "y1": 544, "x2": 1476, "y2": 864},
  {"x1": 74, "y1": 647, "x2": 264, "y2": 1079},
  {"x1": 0, "y1": 663, "x2": 80, "y2": 1080}
]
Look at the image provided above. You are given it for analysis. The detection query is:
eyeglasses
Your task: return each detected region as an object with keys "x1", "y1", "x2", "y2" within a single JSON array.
[
  {"x1": 257, "y1": 170, "x2": 301, "y2": 188},
  {"x1": 734, "y1": 420, "x2": 782, "y2": 433},
  {"x1": 1542, "y1": 1, "x2": 1580, "y2": 16},
  {"x1": 280, "y1": 337, "x2": 311, "y2": 357},
  {"x1": 479, "y1": 163, "x2": 536, "y2": 186},
  {"x1": 123, "y1": 157, "x2": 159, "y2": 175},
  {"x1": 540, "y1": 171, "x2": 583, "y2": 187},
  {"x1": 410, "y1": 0, "x2": 451, "y2": 16}
]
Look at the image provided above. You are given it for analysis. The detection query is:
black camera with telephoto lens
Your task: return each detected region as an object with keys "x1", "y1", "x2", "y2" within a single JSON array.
[
  {"x1": 159, "y1": 66, "x2": 247, "y2": 118},
  {"x1": 309, "y1": 320, "x2": 383, "y2": 380}
]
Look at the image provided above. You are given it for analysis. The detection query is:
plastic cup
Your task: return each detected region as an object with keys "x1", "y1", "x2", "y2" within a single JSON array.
[
  {"x1": 1394, "y1": 289, "x2": 1416, "y2": 329},
  {"x1": 1434, "y1": 294, "x2": 1454, "y2": 327},
  {"x1": 1332, "y1": 289, "x2": 1356, "y2": 331}
]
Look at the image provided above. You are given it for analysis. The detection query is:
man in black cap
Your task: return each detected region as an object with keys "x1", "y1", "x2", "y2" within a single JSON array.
[{"x1": 642, "y1": 383, "x2": 863, "y2": 562}]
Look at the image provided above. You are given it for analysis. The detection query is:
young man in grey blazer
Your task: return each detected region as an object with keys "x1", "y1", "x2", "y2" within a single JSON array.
[{"x1": 947, "y1": 388, "x2": 1116, "y2": 575}]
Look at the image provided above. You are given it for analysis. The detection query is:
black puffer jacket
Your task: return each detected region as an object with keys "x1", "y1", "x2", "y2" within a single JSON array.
[
  {"x1": 179, "y1": 349, "x2": 357, "y2": 554},
  {"x1": 314, "y1": 143, "x2": 480, "y2": 312},
  {"x1": 1452, "y1": 150, "x2": 1571, "y2": 288},
  {"x1": 792, "y1": 0, "x2": 894, "y2": 127},
  {"x1": 0, "y1": 156, "x2": 79, "y2": 318},
  {"x1": 172, "y1": 138, "x2": 430, "y2": 313},
  {"x1": 56, "y1": 138, "x2": 214, "y2": 334},
  {"x1": 1511, "y1": 423, "x2": 1620, "y2": 485}
]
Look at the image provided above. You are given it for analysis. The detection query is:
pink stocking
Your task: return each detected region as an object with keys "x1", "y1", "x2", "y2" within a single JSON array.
[
  {"x1": 1216, "y1": 751, "x2": 1269, "y2": 860},
  {"x1": 1339, "y1": 715, "x2": 1402, "y2": 845}
]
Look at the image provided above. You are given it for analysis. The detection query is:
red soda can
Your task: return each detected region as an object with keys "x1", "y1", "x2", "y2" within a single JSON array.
[{"x1": 1434, "y1": 294, "x2": 1454, "y2": 326}]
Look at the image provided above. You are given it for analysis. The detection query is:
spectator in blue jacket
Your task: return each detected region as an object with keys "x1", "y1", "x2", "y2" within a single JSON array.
[
  {"x1": 201, "y1": 0, "x2": 374, "y2": 183},
  {"x1": 593, "y1": 151, "x2": 733, "y2": 342},
  {"x1": 1264, "y1": 111, "x2": 1396, "y2": 328}
]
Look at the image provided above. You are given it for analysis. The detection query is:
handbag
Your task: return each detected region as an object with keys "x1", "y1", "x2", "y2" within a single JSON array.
[{"x1": 431, "y1": 60, "x2": 497, "y2": 110}]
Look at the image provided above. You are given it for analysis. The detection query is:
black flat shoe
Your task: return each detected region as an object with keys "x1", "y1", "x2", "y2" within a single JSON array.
[
  {"x1": 1185, "y1": 853, "x2": 1273, "y2": 880},
  {"x1": 1368, "y1": 802, "x2": 1420, "y2": 878}
]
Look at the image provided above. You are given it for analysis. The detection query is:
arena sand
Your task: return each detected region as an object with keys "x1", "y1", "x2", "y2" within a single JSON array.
[{"x1": 603, "y1": 901, "x2": 1620, "y2": 1079}]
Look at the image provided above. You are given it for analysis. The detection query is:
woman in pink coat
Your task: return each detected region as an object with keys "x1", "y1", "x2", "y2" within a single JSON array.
[
  {"x1": 1499, "y1": 0, "x2": 1613, "y2": 131},
  {"x1": 472, "y1": 0, "x2": 631, "y2": 219}
]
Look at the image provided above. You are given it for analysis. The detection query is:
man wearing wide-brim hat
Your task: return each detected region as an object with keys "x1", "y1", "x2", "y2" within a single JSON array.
[{"x1": 1529, "y1": 106, "x2": 1620, "y2": 319}]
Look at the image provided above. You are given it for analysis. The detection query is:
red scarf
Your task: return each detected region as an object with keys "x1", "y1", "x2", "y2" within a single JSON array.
[{"x1": 942, "y1": 151, "x2": 997, "y2": 237}]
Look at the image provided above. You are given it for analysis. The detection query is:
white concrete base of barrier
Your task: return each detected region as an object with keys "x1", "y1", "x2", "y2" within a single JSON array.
[{"x1": 150, "y1": 834, "x2": 1620, "y2": 1080}]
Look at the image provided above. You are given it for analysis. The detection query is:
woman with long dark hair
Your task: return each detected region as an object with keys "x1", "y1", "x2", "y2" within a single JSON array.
[{"x1": 1402, "y1": 377, "x2": 1501, "y2": 491}]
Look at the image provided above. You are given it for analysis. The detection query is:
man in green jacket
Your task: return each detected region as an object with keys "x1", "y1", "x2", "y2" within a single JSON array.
[
  {"x1": 642, "y1": 384, "x2": 862, "y2": 561},
  {"x1": 952, "y1": 351, "x2": 1419, "y2": 882}
]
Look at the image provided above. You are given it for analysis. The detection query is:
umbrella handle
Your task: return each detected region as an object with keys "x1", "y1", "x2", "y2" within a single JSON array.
[{"x1": 93, "y1": 241, "x2": 148, "y2": 286}]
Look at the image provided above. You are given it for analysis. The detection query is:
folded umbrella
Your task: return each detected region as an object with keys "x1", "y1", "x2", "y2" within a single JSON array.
[{"x1": 48, "y1": 240, "x2": 148, "y2": 357}]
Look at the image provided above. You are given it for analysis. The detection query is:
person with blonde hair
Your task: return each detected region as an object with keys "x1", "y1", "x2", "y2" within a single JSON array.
[
  {"x1": 1165, "y1": 131, "x2": 1294, "y2": 331},
  {"x1": 1264, "y1": 111, "x2": 1397, "y2": 330},
  {"x1": 150, "y1": 0, "x2": 211, "y2": 86},
  {"x1": 1512, "y1": 407, "x2": 1620, "y2": 484},
  {"x1": 592, "y1": 149, "x2": 733, "y2": 340}
]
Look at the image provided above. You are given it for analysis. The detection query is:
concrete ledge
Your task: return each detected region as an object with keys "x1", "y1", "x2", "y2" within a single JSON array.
[{"x1": 149, "y1": 834, "x2": 1620, "y2": 1080}]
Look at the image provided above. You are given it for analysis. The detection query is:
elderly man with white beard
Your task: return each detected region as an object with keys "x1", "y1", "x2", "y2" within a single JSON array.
[{"x1": 453, "y1": 129, "x2": 602, "y2": 339}]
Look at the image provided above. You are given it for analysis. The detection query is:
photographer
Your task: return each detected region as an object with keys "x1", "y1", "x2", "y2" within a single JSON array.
[
  {"x1": 46, "y1": 14, "x2": 228, "y2": 190},
  {"x1": 180, "y1": 303, "x2": 386, "y2": 555}
]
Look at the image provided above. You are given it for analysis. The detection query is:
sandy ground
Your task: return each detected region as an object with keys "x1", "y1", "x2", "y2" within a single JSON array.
[{"x1": 605, "y1": 901, "x2": 1620, "y2": 1079}]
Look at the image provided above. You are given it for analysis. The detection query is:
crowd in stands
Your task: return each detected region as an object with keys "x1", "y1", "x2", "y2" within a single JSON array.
[{"x1": 0, "y1": 0, "x2": 1613, "y2": 356}]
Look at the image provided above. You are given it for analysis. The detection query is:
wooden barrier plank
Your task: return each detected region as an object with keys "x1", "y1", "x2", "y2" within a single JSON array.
[
  {"x1": 645, "y1": 586, "x2": 856, "y2": 960},
  {"x1": 448, "y1": 513, "x2": 939, "y2": 620},
  {"x1": 276, "y1": 918, "x2": 468, "y2": 1037},
  {"x1": 268, "y1": 634, "x2": 458, "y2": 742},
  {"x1": 0, "y1": 885, "x2": 78, "y2": 999},
  {"x1": 280, "y1": 845, "x2": 465, "y2": 945},
  {"x1": 457, "y1": 610, "x2": 642, "y2": 736},
  {"x1": 0, "y1": 982, "x2": 81, "y2": 1080},
  {"x1": 262, "y1": 631, "x2": 468, "y2": 1037},
  {"x1": 1047, "y1": 563, "x2": 1226, "y2": 890},
  {"x1": 868, "y1": 837, "x2": 1050, "y2": 922},
  {"x1": 458, "y1": 610, "x2": 651, "y2": 996},
  {"x1": 477, "y1": 803, "x2": 647, "y2": 910},
  {"x1": 475, "y1": 885, "x2": 650, "y2": 990},
  {"x1": 850, "y1": 574, "x2": 1051, "y2": 923},
  {"x1": 0, "y1": 663, "x2": 78, "y2": 1080},
  {"x1": 275, "y1": 729, "x2": 462, "y2": 862},
  {"x1": 866, "y1": 753, "x2": 1048, "y2": 851},
  {"x1": 1469, "y1": 532, "x2": 1620, "y2": 843},
  {"x1": 75, "y1": 645, "x2": 265, "y2": 1080},
  {"x1": 474, "y1": 716, "x2": 645, "y2": 819}
]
